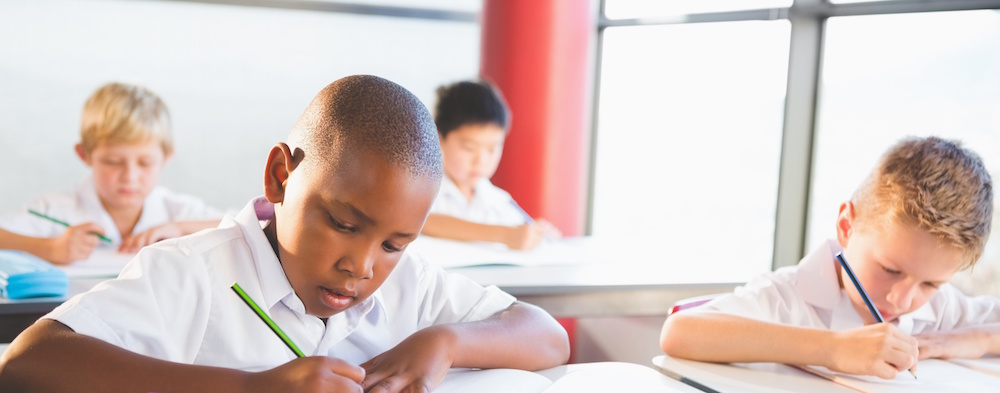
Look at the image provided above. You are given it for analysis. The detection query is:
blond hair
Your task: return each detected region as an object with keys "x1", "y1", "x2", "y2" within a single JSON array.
[
  {"x1": 79, "y1": 82, "x2": 172, "y2": 155},
  {"x1": 852, "y1": 136, "x2": 993, "y2": 268}
]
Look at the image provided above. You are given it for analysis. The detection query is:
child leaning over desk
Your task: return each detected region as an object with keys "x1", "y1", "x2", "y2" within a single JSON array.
[
  {"x1": 0, "y1": 82, "x2": 222, "y2": 264},
  {"x1": 420, "y1": 80, "x2": 561, "y2": 250},
  {"x1": 0, "y1": 75, "x2": 570, "y2": 392},
  {"x1": 660, "y1": 136, "x2": 1000, "y2": 379}
]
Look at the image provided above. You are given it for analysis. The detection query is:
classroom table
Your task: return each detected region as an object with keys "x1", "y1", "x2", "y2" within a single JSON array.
[
  {"x1": 1, "y1": 237, "x2": 742, "y2": 341},
  {"x1": 652, "y1": 354, "x2": 1000, "y2": 393}
]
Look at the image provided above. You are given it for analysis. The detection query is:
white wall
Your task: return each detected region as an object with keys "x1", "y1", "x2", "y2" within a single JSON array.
[{"x1": 0, "y1": 0, "x2": 480, "y2": 213}]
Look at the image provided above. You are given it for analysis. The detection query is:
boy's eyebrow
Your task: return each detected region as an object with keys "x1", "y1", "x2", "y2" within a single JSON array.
[
  {"x1": 331, "y1": 200, "x2": 418, "y2": 238},
  {"x1": 334, "y1": 200, "x2": 376, "y2": 226}
]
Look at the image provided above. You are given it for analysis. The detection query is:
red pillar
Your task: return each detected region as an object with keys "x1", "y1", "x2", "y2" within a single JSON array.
[
  {"x1": 480, "y1": 0, "x2": 595, "y2": 237},
  {"x1": 480, "y1": 0, "x2": 597, "y2": 364}
]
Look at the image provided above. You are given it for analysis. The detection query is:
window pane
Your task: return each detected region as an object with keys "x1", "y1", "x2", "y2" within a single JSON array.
[
  {"x1": 593, "y1": 21, "x2": 790, "y2": 282},
  {"x1": 605, "y1": 0, "x2": 791, "y2": 19},
  {"x1": 809, "y1": 10, "x2": 1000, "y2": 296}
]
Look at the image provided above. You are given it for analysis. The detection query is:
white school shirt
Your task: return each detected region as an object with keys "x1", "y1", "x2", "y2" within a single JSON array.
[
  {"x1": 45, "y1": 197, "x2": 516, "y2": 370},
  {"x1": 693, "y1": 239, "x2": 1000, "y2": 335},
  {"x1": 429, "y1": 176, "x2": 527, "y2": 226},
  {"x1": 0, "y1": 175, "x2": 222, "y2": 245}
]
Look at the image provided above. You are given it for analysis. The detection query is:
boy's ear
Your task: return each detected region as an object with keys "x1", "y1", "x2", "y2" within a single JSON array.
[
  {"x1": 74, "y1": 143, "x2": 90, "y2": 165},
  {"x1": 264, "y1": 143, "x2": 295, "y2": 204},
  {"x1": 836, "y1": 201, "x2": 856, "y2": 249}
]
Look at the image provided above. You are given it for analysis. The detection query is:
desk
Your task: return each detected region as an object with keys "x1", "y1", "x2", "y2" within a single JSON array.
[
  {"x1": 652, "y1": 354, "x2": 1000, "y2": 393},
  {"x1": 1, "y1": 238, "x2": 741, "y2": 341}
]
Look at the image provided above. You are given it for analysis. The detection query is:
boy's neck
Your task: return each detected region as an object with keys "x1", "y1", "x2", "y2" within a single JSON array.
[
  {"x1": 101, "y1": 201, "x2": 143, "y2": 238},
  {"x1": 448, "y1": 175, "x2": 477, "y2": 203}
]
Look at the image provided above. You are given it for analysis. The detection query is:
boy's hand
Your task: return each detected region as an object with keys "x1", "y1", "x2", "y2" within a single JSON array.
[
  {"x1": 536, "y1": 219, "x2": 562, "y2": 240},
  {"x1": 827, "y1": 323, "x2": 918, "y2": 379},
  {"x1": 48, "y1": 222, "x2": 104, "y2": 264},
  {"x1": 503, "y1": 223, "x2": 547, "y2": 250},
  {"x1": 916, "y1": 329, "x2": 992, "y2": 360},
  {"x1": 248, "y1": 356, "x2": 365, "y2": 393},
  {"x1": 120, "y1": 223, "x2": 182, "y2": 253},
  {"x1": 360, "y1": 326, "x2": 454, "y2": 393}
]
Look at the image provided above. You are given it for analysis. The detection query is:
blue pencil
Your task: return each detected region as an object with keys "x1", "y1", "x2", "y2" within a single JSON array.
[
  {"x1": 509, "y1": 199, "x2": 534, "y2": 224},
  {"x1": 836, "y1": 252, "x2": 917, "y2": 380}
]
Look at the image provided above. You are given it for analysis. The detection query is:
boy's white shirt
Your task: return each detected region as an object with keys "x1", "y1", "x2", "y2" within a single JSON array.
[
  {"x1": 44, "y1": 197, "x2": 516, "y2": 370},
  {"x1": 429, "y1": 176, "x2": 527, "y2": 226},
  {"x1": 694, "y1": 239, "x2": 1000, "y2": 335},
  {"x1": 0, "y1": 175, "x2": 222, "y2": 244}
]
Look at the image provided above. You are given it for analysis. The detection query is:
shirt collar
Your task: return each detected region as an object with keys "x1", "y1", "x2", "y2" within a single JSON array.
[
  {"x1": 797, "y1": 239, "x2": 940, "y2": 331},
  {"x1": 75, "y1": 175, "x2": 122, "y2": 243},
  {"x1": 234, "y1": 197, "x2": 386, "y2": 321},
  {"x1": 795, "y1": 239, "x2": 844, "y2": 311}
]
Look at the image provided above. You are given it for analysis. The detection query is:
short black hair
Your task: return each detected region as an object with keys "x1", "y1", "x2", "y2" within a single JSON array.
[
  {"x1": 288, "y1": 74, "x2": 442, "y2": 180},
  {"x1": 433, "y1": 80, "x2": 510, "y2": 138}
]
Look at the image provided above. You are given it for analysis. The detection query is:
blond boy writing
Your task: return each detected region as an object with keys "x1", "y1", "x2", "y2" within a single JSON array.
[
  {"x1": 0, "y1": 82, "x2": 222, "y2": 264},
  {"x1": 661, "y1": 136, "x2": 1000, "y2": 379}
]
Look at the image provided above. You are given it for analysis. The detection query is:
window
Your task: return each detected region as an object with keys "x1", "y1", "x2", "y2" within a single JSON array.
[
  {"x1": 808, "y1": 10, "x2": 1000, "y2": 295},
  {"x1": 592, "y1": 20, "x2": 790, "y2": 282}
]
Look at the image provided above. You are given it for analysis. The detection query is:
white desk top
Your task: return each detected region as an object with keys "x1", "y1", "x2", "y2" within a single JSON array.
[{"x1": 653, "y1": 354, "x2": 1000, "y2": 393}]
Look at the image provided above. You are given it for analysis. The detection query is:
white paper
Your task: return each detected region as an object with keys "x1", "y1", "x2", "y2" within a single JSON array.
[
  {"x1": 57, "y1": 249, "x2": 133, "y2": 278},
  {"x1": 406, "y1": 236, "x2": 608, "y2": 269}
]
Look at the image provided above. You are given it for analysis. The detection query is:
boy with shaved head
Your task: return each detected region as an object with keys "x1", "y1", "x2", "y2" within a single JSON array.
[{"x1": 0, "y1": 75, "x2": 570, "y2": 392}]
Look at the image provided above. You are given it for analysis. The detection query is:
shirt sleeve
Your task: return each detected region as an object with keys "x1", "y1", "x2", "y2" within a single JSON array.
[
  {"x1": 0, "y1": 196, "x2": 71, "y2": 238},
  {"x1": 691, "y1": 269, "x2": 811, "y2": 326},
  {"x1": 384, "y1": 253, "x2": 516, "y2": 329},
  {"x1": 160, "y1": 188, "x2": 225, "y2": 220},
  {"x1": 923, "y1": 284, "x2": 1000, "y2": 332},
  {"x1": 44, "y1": 243, "x2": 213, "y2": 363}
]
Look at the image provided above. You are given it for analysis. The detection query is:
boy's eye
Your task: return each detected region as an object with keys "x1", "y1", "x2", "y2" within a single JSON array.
[
  {"x1": 882, "y1": 266, "x2": 902, "y2": 275},
  {"x1": 923, "y1": 282, "x2": 941, "y2": 289},
  {"x1": 329, "y1": 216, "x2": 357, "y2": 233},
  {"x1": 382, "y1": 241, "x2": 402, "y2": 253}
]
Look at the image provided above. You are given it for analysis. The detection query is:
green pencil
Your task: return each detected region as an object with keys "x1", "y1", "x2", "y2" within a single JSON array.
[
  {"x1": 28, "y1": 209, "x2": 113, "y2": 244},
  {"x1": 231, "y1": 282, "x2": 306, "y2": 358}
]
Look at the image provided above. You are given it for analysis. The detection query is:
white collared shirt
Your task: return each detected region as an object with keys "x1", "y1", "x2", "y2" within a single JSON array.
[
  {"x1": 695, "y1": 239, "x2": 1000, "y2": 335},
  {"x1": 45, "y1": 197, "x2": 516, "y2": 370},
  {"x1": 0, "y1": 175, "x2": 222, "y2": 245},
  {"x1": 429, "y1": 176, "x2": 528, "y2": 226}
]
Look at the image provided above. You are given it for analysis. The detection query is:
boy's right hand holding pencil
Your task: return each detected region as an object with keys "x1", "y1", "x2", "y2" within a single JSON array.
[
  {"x1": 827, "y1": 323, "x2": 919, "y2": 379},
  {"x1": 503, "y1": 219, "x2": 561, "y2": 250},
  {"x1": 46, "y1": 222, "x2": 107, "y2": 265},
  {"x1": 244, "y1": 357, "x2": 365, "y2": 393}
]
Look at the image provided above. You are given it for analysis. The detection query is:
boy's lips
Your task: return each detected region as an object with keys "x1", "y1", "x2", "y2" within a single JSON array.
[{"x1": 320, "y1": 286, "x2": 356, "y2": 310}]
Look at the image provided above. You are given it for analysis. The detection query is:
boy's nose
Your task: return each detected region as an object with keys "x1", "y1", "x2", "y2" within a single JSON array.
[
  {"x1": 886, "y1": 283, "x2": 917, "y2": 312},
  {"x1": 335, "y1": 245, "x2": 376, "y2": 280}
]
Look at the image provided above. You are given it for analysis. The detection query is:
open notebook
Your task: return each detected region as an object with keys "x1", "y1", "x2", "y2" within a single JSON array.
[
  {"x1": 405, "y1": 236, "x2": 608, "y2": 269},
  {"x1": 56, "y1": 249, "x2": 133, "y2": 279},
  {"x1": 435, "y1": 362, "x2": 694, "y2": 393}
]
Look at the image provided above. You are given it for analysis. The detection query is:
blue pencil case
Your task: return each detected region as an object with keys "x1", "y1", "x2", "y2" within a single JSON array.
[{"x1": 0, "y1": 250, "x2": 68, "y2": 299}]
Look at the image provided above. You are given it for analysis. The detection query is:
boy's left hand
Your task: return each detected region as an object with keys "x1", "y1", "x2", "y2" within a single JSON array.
[
  {"x1": 915, "y1": 328, "x2": 992, "y2": 359},
  {"x1": 119, "y1": 223, "x2": 182, "y2": 253},
  {"x1": 360, "y1": 326, "x2": 454, "y2": 393}
]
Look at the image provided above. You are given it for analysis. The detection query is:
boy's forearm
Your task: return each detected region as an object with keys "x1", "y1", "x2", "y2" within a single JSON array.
[
  {"x1": 0, "y1": 320, "x2": 251, "y2": 393},
  {"x1": 421, "y1": 214, "x2": 510, "y2": 244},
  {"x1": 445, "y1": 302, "x2": 570, "y2": 371},
  {"x1": 0, "y1": 229, "x2": 54, "y2": 262},
  {"x1": 660, "y1": 313, "x2": 834, "y2": 367}
]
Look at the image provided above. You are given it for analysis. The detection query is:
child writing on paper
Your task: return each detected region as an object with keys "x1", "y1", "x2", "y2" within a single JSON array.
[
  {"x1": 0, "y1": 82, "x2": 222, "y2": 264},
  {"x1": 660, "y1": 136, "x2": 1000, "y2": 380},
  {"x1": 0, "y1": 75, "x2": 570, "y2": 392},
  {"x1": 420, "y1": 80, "x2": 561, "y2": 250}
]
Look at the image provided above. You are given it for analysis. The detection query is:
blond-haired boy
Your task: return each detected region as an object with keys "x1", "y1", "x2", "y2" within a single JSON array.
[
  {"x1": 0, "y1": 82, "x2": 221, "y2": 264},
  {"x1": 661, "y1": 136, "x2": 1000, "y2": 379}
]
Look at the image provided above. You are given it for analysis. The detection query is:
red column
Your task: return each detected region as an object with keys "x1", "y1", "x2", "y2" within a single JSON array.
[
  {"x1": 480, "y1": 0, "x2": 596, "y2": 364},
  {"x1": 480, "y1": 0, "x2": 595, "y2": 237}
]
